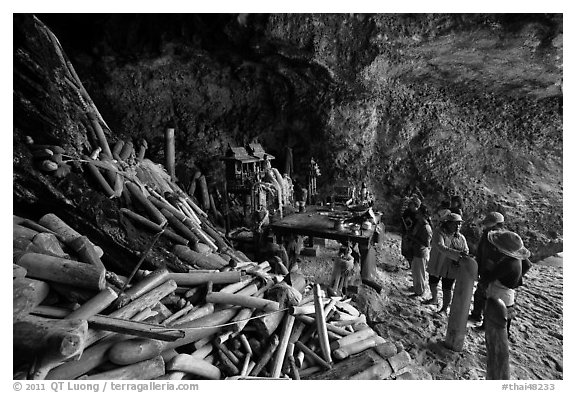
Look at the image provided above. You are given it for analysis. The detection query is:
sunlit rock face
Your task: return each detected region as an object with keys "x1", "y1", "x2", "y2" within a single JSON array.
[{"x1": 19, "y1": 13, "x2": 563, "y2": 259}]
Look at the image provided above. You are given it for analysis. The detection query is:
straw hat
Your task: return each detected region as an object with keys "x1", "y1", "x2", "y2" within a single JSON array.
[
  {"x1": 482, "y1": 212, "x2": 505, "y2": 228},
  {"x1": 443, "y1": 212, "x2": 463, "y2": 223},
  {"x1": 487, "y1": 230, "x2": 531, "y2": 259}
]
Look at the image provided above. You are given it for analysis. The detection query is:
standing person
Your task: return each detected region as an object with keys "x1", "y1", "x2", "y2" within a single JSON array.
[
  {"x1": 483, "y1": 230, "x2": 532, "y2": 341},
  {"x1": 408, "y1": 205, "x2": 433, "y2": 297},
  {"x1": 401, "y1": 196, "x2": 421, "y2": 269},
  {"x1": 450, "y1": 194, "x2": 464, "y2": 216},
  {"x1": 469, "y1": 212, "x2": 505, "y2": 324},
  {"x1": 422, "y1": 213, "x2": 469, "y2": 314},
  {"x1": 434, "y1": 200, "x2": 452, "y2": 229}
]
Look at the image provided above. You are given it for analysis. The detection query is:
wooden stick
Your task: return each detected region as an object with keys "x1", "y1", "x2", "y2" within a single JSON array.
[
  {"x1": 176, "y1": 199, "x2": 201, "y2": 225},
  {"x1": 288, "y1": 320, "x2": 307, "y2": 346},
  {"x1": 329, "y1": 327, "x2": 375, "y2": 350},
  {"x1": 119, "y1": 141, "x2": 134, "y2": 161},
  {"x1": 183, "y1": 196, "x2": 208, "y2": 219},
  {"x1": 335, "y1": 300, "x2": 360, "y2": 317},
  {"x1": 14, "y1": 316, "x2": 88, "y2": 379},
  {"x1": 112, "y1": 140, "x2": 124, "y2": 161},
  {"x1": 171, "y1": 303, "x2": 215, "y2": 326},
  {"x1": 167, "y1": 354, "x2": 221, "y2": 379},
  {"x1": 214, "y1": 341, "x2": 241, "y2": 366},
  {"x1": 239, "y1": 334, "x2": 253, "y2": 356},
  {"x1": 160, "y1": 208, "x2": 199, "y2": 246},
  {"x1": 86, "y1": 279, "x2": 178, "y2": 346},
  {"x1": 250, "y1": 335, "x2": 280, "y2": 376},
  {"x1": 168, "y1": 271, "x2": 242, "y2": 286},
  {"x1": 32, "y1": 232, "x2": 68, "y2": 258},
  {"x1": 333, "y1": 335, "x2": 386, "y2": 360},
  {"x1": 313, "y1": 284, "x2": 332, "y2": 363},
  {"x1": 16, "y1": 252, "x2": 106, "y2": 291},
  {"x1": 87, "y1": 111, "x2": 113, "y2": 161},
  {"x1": 183, "y1": 220, "x2": 218, "y2": 251},
  {"x1": 191, "y1": 342, "x2": 214, "y2": 359},
  {"x1": 324, "y1": 298, "x2": 339, "y2": 317},
  {"x1": 229, "y1": 307, "x2": 256, "y2": 333},
  {"x1": 214, "y1": 330, "x2": 235, "y2": 346},
  {"x1": 271, "y1": 314, "x2": 295, "y2": 378},
  {"x1": 38, "y1": 213, "x2": 103, "y2": 256},
  {"x1": 294, "y1": 341, "x2": 331, "y2": 370},
  {"x1": 84, "y1": 157, "x2": 115, "y2": 197},
  {"x1": 241, "y1": 353, "x2": 252, "y2": 376},
  {"x1": 149, "y1": 195, "x2": 188, "y2": 222},
  {"x1": 45, "y1": 309, "x2": 152, "y2": 380},
  {"x1": 65, "y1": 287, "x2": 118, "y2": 320},
  {"x1": 445, "y1": 256, "x2": 478, "y2": 351},
  {"x1": 165, "y1": 128, "x2": 175, "y2": 179},
  {"x1": 206, "y1": 292, "x2": 280, "y2": 312},
  {"x1": 485, "y1": 297, "x2": 510, "y2": 379},
  {"x1": 172, "y1": 245, "x2": 227, "y2": 270},
  {"x1": 115, "y1": 269, "x2": 170, "y2": 308},
  {"x1": 330, "y1": 314, "x2": 366, "y2": 327},
  {"x1": 48, "y1": 305, "x2": 164, "y2": 332},
  {"x1": 125, "y1": 182, "x2": 167, "y2": 225},
  {"x1": 219, "y1": 276, "x2": 257, "y2": 294},
  {"x1": 233, "y1": 282, "x2": 260, "y2": 297},
  {"x1": 87, "y1": 315, "x2": 185, "y2": 341},
  {"x1": 13, "y1": 223, "x2": 39, "y2": 240},
  {"x1": 85, "y1": 356, "x2": 165, "y2": 380},
  {"x1": 137, "y1": 140, "x2": 148, "y2": 162},
  {"x1": 50, "y1": 283, "x2": 97, "y2": 304},
  {"x1": 13, "y1": 277, "x2": 50, "y2": 320},
  {"x1": 290, "y1": 303, "x2": 317, "y2": 316},
  {"x1": 288, "y1": 352, "x2": 300, "y2": 380},
  {"x1": 163, "y1": 303, "x2": 195, "y2": 325},
  {"x1": 68, "y1": 236, "x2": 106, "y2": 270},
  {"x1": 160, "y1": 348, "x2": 179, "y2": 363},
  {"x1": 139, "y1": 307, "x2": 239, "y2": 363},
  {"x1": 297, "y1": 314, "x2": 352, "y2": 337},
  {"x1": 13, "y1": 215, "x2": 58, "y2": 237},
  {"x1": 13, "y1": 263, "x2": 27, "y2": 278},
  {"x1": 251, "y1": 309, "x2": 286, "y2": 337},
  {"x1": 120, "y1": 208, "x2": 188, "y2": 245}
]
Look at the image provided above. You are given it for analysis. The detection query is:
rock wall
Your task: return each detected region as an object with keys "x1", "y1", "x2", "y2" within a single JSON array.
[{"x1": 22, "y1": 13, "x2": 563, "y2": 259}]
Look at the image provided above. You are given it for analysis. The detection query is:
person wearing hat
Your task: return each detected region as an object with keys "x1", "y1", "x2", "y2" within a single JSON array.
[
  {"x1": 483, "y1": 230, "x2": 532, "y2": 340},
  {"x1": 469, "y1": 212, "x2": 506, "y2": 324},
  {"x1": 400, "y1": 196, "x2": 421, "y2": 269},
  {"x1": 430, "y1": 200, "x2": 451, "y2": 229},
  {"x1": 449, "y1": 194, "x2": 464, "y2": 216},
  {"x1": 422, "y1": 212, "x2": 469, "y2": 314}
]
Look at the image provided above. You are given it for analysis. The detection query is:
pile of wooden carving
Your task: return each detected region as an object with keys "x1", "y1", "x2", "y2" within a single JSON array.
[
  {"x1": 13, "y1": 212, "x2": 413, "y2": 380},
  {"x1": 15, "y1": 143, "x2": 414, "y2": 380}
]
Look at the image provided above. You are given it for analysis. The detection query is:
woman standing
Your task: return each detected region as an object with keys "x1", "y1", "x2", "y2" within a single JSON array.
[
  {"x1": 422, "y1": 213, "x2": 469, "y2": 314},
  {"x1": 408, "y1": 205, "x2": 433, "y2": 297}
]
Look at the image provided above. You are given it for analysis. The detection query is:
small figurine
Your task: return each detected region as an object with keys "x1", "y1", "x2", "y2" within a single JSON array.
[{"x1": 330, "y1": 244, "x2": 355, "y2": 295}]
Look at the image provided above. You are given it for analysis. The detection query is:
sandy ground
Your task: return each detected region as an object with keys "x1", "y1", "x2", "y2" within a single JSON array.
[{"x1": 298, "y1": 232, "x2": 563, "y2": 380}]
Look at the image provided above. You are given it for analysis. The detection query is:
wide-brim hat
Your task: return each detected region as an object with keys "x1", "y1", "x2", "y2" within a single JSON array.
[
  {"x1": 482, "y1": 212, "x2": 504, "y2": 227},
  {"x1": 488, "y1": 230, "x2": 531, "y2": 259},
  {"x1": 442, "y1": 212, "x2": 463, "y2": 222}
]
